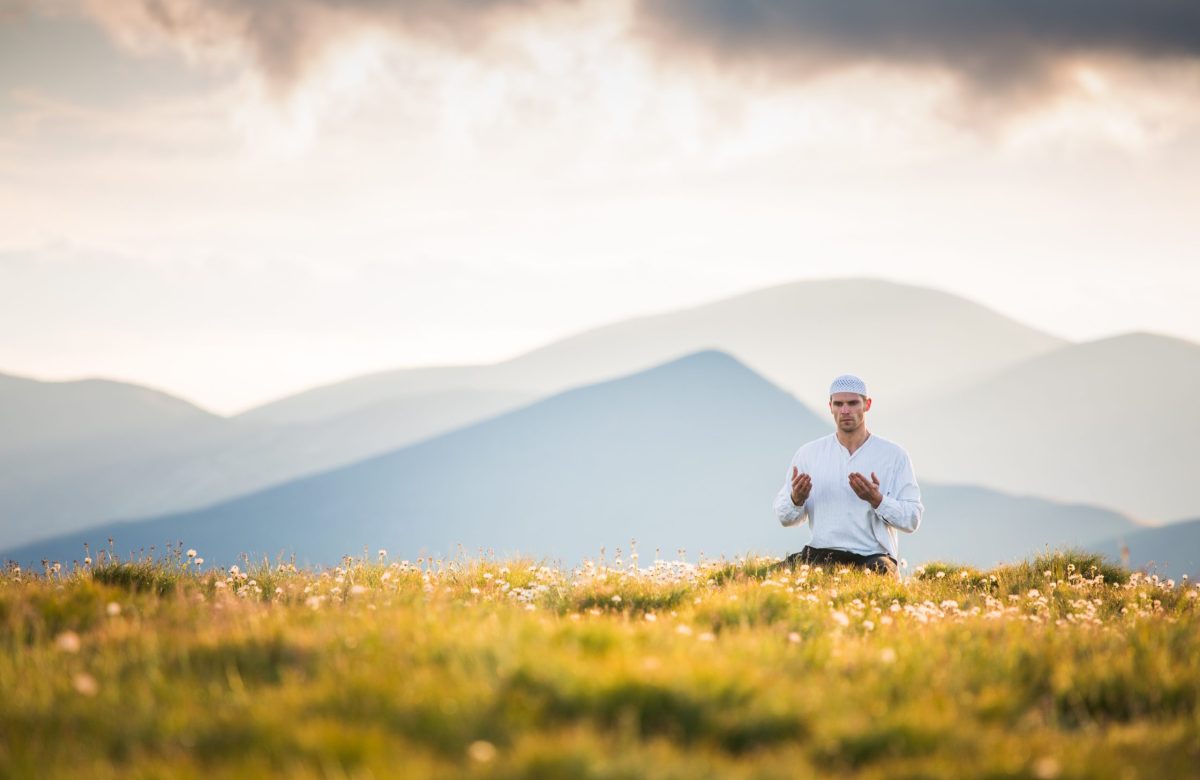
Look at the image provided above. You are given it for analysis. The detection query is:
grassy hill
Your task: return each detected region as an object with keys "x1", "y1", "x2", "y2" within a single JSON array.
[{"x1": 1, "y1": 549, "x2": 1196, "y2": 778}]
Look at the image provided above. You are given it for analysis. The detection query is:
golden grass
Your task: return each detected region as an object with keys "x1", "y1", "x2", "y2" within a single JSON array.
[{"x1": 1, "y1": 548, "x2": 1196, "y2": 778}]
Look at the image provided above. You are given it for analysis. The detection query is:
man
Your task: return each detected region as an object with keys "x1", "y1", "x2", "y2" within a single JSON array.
[{"x1": 773, "y1": 374, "x2": 923, "y2": 575}]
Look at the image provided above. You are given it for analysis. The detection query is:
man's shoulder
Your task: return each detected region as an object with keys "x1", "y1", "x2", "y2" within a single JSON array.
[
  {"x1": 796, "y1": 433, "x2": 838, "y2": 457},
  {"x1": 868, "y1": 433, "x2": 913, "y2": 461}
]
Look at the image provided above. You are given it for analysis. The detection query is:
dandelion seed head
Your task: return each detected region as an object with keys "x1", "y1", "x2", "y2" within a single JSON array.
[
  {"x1": 467, "y1": 741, "x2": 497, "y2": 763},
  {"x1": 788, "y1": 632, "x2": 801, "y2": 643},
  {"x1": 187, "y1": 549, "x2": 197, "y2": 558},
  {"x1": 72, "y1": 673, "x2": 98, "y2": 697},
  {"x1": 1032, "y1": 756, "x2": 1061, "y2": 779},
  {"x1": 55, "y1": 631, "x2": 81, "y2": 653},
  {"x1": 880, "y1": 647, "x2": 897, "y2": 664},
  {"x1": 106, "y1": 602, "x2": 121, "y2": 617}
]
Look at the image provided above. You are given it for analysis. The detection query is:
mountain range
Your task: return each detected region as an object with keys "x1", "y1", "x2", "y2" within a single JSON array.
[
  {"x1": 891, "y1": 332, "x2": 1200, "y2": 522},
  {"x1": 1087, "y1": 517, "x2": 1200, "y2": 579},
  {"x1": 3, "y1": 351, "x2": 1149, "y2": 572},
  {"x1": 1, "y1": 278, "x2": 1196, "y2": 563},
  {"x1": 241, "y1": 278, "x2": 1064, "y2": 423}
]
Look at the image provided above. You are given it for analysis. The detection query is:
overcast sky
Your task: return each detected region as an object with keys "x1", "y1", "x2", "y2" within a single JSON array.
[{"x1": 3, "y1": 0, "x2": 1199, "y2": 414}]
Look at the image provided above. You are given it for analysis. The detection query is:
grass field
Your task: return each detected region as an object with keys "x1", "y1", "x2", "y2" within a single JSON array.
[{"x1": 1, "y1": 546, "x2": 1197, "y2": 779}]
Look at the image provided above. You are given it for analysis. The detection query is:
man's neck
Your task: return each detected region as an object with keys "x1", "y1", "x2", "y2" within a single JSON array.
[{"x1": 837, "y1": 427, "x2": 871, "y2": 455}]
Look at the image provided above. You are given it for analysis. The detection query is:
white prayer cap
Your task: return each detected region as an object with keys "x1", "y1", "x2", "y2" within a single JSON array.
[{"x1": 829, "y1": 374, "x2": 868, "y2": 397}]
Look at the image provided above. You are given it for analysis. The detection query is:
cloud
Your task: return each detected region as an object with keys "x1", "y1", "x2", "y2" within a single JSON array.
[
  {"x1": 48, "y1": 1, "x2": 1200, "y2": 110},
  {"x1": 634, "y1": 0, "x2": 1200, "y2": 98},
  {"x1": 61, "y1": 0, "x2": 576, "y2": 88}
]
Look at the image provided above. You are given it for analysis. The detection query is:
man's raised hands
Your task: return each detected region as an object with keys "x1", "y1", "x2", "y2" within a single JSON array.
[
  {"x1": 849, "y1": 471, "x2": 883, "y2": 508},
  {"x1": 790, "y1": 466, "x2": 812, "y2": 506}
]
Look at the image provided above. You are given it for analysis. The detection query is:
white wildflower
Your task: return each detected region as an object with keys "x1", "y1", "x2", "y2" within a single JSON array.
[
  {"x1": 55, "y1": 631, "x2": 81, "y2": 653},
  {"x1": 467, "y1": 741, "x2": 497, "y2": 763},
  {"x1": 72, "y1": 673, "x2": 98, "y2": 697}
]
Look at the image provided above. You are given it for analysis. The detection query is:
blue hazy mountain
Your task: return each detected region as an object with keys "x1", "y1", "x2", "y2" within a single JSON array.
[
  {"x1": 240, "y1": 278, "x2": 1064, "y2": 424},
  {"x1": 891, "y1": 332, "x2": 1200, "y2": 523},
  {"x1": 1, "y1": 279, "x2": 1123, "y2": 549},
  {"x1": 3, "y1": 351, "x2": 1140, "y2": 570},
  {"x1": 0, "y1": 370, "x2": 532, "y2": 548},
  {"x1": 0, "y1": 372, "x2": 221, "y2": 456},
  {"x1": 902, "y1": 485, "x2": 1139, "y2": 569},
  {"x1": 1087, "y1": 518, "x2": 1200, "y2": 579}
]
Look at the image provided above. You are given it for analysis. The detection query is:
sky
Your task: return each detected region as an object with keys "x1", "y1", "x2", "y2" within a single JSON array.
[{"x1": 2, "y1": 0, "x2": 1199, "y2": 415}]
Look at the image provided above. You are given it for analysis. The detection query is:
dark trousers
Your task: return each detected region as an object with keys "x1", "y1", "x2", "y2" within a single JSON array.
[{"x1": 783, "y1": 545, "x2": 897, "y2": 575}]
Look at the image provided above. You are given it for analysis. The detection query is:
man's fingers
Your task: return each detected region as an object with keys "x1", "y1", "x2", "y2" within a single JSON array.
[
  {"x1": 871, "y1": 471, "x2": 880, "y2": 485},
  {"x1": 792, "y1": 466, "x2": 798, "y2": 478}
]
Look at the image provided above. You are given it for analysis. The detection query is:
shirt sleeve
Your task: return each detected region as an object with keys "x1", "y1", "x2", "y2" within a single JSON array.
[
  {"x1": 774, "y1": 458, "x2": 808, "y2": 527},
  {"x1": 873, "y1": 451, "x2": 923, "y2": 533}
]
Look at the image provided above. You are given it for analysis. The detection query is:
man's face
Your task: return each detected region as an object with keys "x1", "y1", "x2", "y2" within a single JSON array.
[{"x1": 829, "y1": 392, "x2": 871, "y2": 433}]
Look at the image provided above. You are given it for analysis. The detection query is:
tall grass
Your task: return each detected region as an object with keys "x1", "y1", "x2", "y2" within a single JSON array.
[{"x1": 0, "y1": 549, "x2": 1196, "y2": 778}]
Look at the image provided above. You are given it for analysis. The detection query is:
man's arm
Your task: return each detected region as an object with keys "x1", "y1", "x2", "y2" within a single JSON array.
[
  {"x1": 873, "y1": 454, "x2": 923, "y2": 533},
  {"x1": 774, "y1": 465, "x2": 810, "y2": 527}
]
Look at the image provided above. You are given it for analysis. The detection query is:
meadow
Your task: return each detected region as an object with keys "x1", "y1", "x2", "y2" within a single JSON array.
[{"x1": 1, "y1": 545, "x2": 1197, "y2": 779}]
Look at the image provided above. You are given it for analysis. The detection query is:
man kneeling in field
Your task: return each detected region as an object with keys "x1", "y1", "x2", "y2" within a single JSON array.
[{"x1": 773, "y1": 374, "x2": 923, "y2": 576}]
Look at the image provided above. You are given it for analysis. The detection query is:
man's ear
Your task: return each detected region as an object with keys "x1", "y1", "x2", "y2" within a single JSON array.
[{"x1": 863, "y1": 396, "x2": 872, "y2": 412}]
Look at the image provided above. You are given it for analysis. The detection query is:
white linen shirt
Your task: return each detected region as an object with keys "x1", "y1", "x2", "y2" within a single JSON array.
[{"x1": 773, "y1": 433, "x2": 923, "y2": 560}]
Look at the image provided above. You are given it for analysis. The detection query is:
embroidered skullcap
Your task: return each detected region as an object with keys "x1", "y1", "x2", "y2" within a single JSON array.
[{"x1": 829, "y1": 374, "x2": 868, "y2": 397}]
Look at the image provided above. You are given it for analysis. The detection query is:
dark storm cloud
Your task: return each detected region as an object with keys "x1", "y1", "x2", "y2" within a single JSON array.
[
  {"x1": 635, "y1": 0, "x2": 1200, "y2": 91},
  {"x1": 69, "y1": 0, "x2": 576, "y2": 86}
]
